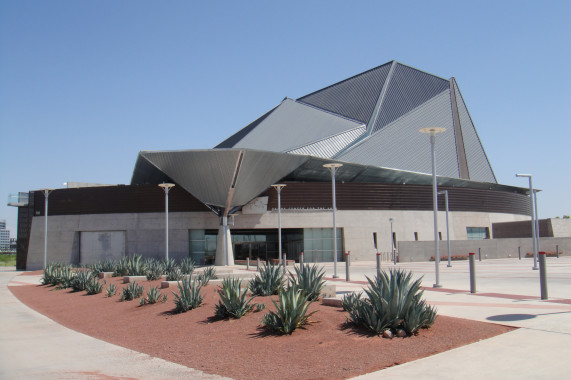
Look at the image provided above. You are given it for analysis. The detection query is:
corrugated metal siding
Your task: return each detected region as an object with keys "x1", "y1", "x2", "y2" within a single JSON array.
[
  {"x1": 297, "y1": 62, "x2": 392, "y2": 123},
  {"x1": 287, "y1": 127, "x2": 366, "y2": 158},
  {"x1": 338, "y1": 90, "x2": 460, "y2": 178},
  {"x1": 233, "y1": 99, "x2": 364, "y2": 152},
  {"x1": 372, "y1": 63, "x2": 450, "y2": 133},
  {"x1": 260, "y1": 182, "x2": 531, "y2": 215},
  {"x1": 231, "y1": 151, "x2": 308, "y2": 207},
  {"x1": 454, "y1": 85, "x2": 497, "y2": 183},
  {"x1": 139, "y1": 150, "x2": 241, "y2": 207}
]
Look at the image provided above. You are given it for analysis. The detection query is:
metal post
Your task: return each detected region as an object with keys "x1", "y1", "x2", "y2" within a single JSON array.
[
  {"x1": 323, "y1": 163, "x2": 343, "y2": 279},
  {"x1": 376, "y1": 253, "x2": 381, "y2": 277},
  {"x1": 159, "y1": 183, "x2": 175, "y2": 261},
  {"x1": 345, "y1": 251, "x2": 350, "y2": 281},
  {"x1": 42, "y1": 189, "x2": 53, "y2": 269},
  {"x1": 256, "y1": 258, "x2": 260, "y2": 271},
  {"x1": 556, "y1": 245, "x2": 559, "y2": 258},
  {"x1": 538, "y1": 251, "x2": 548, "y2": 300},
  {"x1": 420, "y1": 127, "x2": 445, "y2": 288},
  {"x1": 299, "y1": 251, "x2": 304, "y2": 267},
  {"x1": 272, "y1": 184, "x2": 286, "y2": 266},
  {"x1": 534, "y1": 189, "x2": 540, "y2": 254},
  {"x1": 246, "y1": 257, "x2": 250, "y2": 270},
  {"x1": 389, "y1": 218, "x2": 397, "y2": 265},
  {"x1": 518, "y1": 246, "x2": 521, "y2": 260},
  {"x1": 478, "y1": 247, "x2": 481, "y2": 262},
  {"x1": 439, "y1": 190, "x2": 452, "y2": 267},
  {"x1": 469, "y1": 252, "x2": 476, "y2": 293},
  {"x1": 516, "y1": 174, "x2": 538, "y2": 270}
]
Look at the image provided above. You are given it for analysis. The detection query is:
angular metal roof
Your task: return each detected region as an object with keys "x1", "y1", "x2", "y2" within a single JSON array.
[
  {"x1": 230, "y1": 98, "x2": 364, "y2": 152},
  {"x1": 132, "y1": 149, "x2": 308, "y2": 212},
  {"x1": 213, "y1": 60, "x2": 498, "y2": 184}
]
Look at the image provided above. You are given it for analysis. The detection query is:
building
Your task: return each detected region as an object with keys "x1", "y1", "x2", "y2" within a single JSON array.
[
  {"x1": 13, "y1": 61, "x2": 550, "y2": 270},
  {"x1": 0, "y1": 220, "x2": 11, "y2": 252}
]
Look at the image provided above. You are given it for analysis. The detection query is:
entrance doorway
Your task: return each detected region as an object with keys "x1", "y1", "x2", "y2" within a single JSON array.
[{"x1": 233, "y1": 242, "x2": 268, "y2": 261}]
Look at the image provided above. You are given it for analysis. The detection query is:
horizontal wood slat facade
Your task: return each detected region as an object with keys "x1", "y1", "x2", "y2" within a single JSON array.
[
  {"x1": 33, "y1": 185, "x2": 210, "y2": 216},
  {"x1": 30, "y1": 182, "x2": 530, "y2": 217},
  {"x1": 262, "y1": 182, "x2": 531, "y2": 215}
]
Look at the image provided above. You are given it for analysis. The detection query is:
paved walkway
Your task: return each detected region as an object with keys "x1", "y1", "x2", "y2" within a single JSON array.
[
  {"x1": 0, "y1": 268, "x2": 230, "y2": 380},
  {"x1": 2, "y1": 257, "x2": 570, "y2": 379},
  {"x1": 322, "y1": 257, "x2": 571, "y2": 379}
]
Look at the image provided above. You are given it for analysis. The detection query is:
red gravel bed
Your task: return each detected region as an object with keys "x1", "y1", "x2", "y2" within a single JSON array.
[{"x1": 10, "y1": 276, "x2": 514, "y2": 380}]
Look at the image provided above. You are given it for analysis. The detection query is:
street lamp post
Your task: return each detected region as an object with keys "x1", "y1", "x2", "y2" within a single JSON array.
[
  {"x1": 420, "y1": 127, "x2": 446, "y2": 288},
  {"x1": 438, "y1": 190, "x2": 452, "y2": 267},
  {"x1": 158, "y1": 183, "x2": 175, "y2": 261},
  {"x1": 272, "y1": 184, "x2": 286, "y2": 266},
  {"x1": 42, "y1": 189, "x2": 53, "y2": 269},
  {"x1": 389, "y1": 218, "x2": 395, "y2": 264},
  {"x1": 323, "y1": 163, "x2": 343, "y2": 279},
  {"x1": 516, "y1": 174, "x2": 538, "y2": 270},
  {"x1": 533, "y1": 189, "x2": 540, "y2": 253}
]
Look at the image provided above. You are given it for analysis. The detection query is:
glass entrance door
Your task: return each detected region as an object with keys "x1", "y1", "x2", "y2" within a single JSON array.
[{"x1": 233, "y1": 242, "x2": 268, "y2": 261}]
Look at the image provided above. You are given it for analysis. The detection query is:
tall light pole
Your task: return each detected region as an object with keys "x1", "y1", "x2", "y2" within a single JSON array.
[
  {"x1": 323, "y1": 163, "x2": 343, "y2": 279},
  {"x1": 389, "y1": 217, "x2": 395, "y2": 264},
  {"x1": 438, "y1": 190, "x2": 452, "y2": 267},
  {"x1": 516, "y1": 174, "x2": 538, "y2": 270},
  {"x1": 272, "y1": 184, "x2": 286, "y2": 265},
  {"x1": 420, "y1": 127, "x2": 446, "y2": 288},
  {"x1": 42, "y1": 189, "x2": 53, "y2": 269},
  {"x1": 158, "y1": 183, "x2": 175, "y2": 261},
  {"x1": 533, "y1": 189, "x2": 540, "y2": 253}
]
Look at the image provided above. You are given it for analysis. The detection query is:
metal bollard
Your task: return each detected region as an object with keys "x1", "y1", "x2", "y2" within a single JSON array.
[
  {"x1": 539, "y1": 251, "x2": 548, "y2": 300},
  {"x1": 256, "y1": 258, "x2": 260, "y2": 271},
  {"x1": 299, "y1": 251, "x2": 304, "y2": 267},
  {"x1": 376, "y1": 253, "x2": 381, "y2": 277},
  {"x1": 246, "y1": 257, "x2": 250, "y2": 270},
  {"x1": 345, "y1": 251, "x2": 350, "y2": 282},
  {"x1": 469, "y1": 252, "x2": 476, "y2": 293},
  {"x1": 518, "y1": 246, "x2": 521, "y2": 260},
  {"x1": 556, "y1": 245, "x2": 559, "y2": 259},
  {"x1": 478, "y1": 248, "x2": 481, "y2": 262}
]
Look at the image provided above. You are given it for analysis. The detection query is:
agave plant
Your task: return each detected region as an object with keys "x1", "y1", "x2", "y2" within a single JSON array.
[
  {"x1": 249, "y1": 263, "x2": 284, "y2": 296},
  {"x1": 85, "y1": 277, "x2": 104, "y2": 295},
  {"x1": 341, "y1": 291, "x2": 363, "y2": 312},
  {"x1": 214, "y1": 278, "x2": 255, "y2": 319},
  {"x1": 161, "y1": 258, "x2": 179, "y2": 274},
  {"x1": 180, "y1": 257, "x2": 195, "y2": 275},
  {"x1": 140, "y1": 285, "x2": 165, "y2": 305},
  {"x1": 120, "y1": 281, "x2": 145, "y2": 301},
  {"x1": 89, "y1": 258, "x2": 117, "y2": 276},
  {"x1": 113, "y1": 254, "x2": 146, "y2": 277},
  {"x1": 196, "y1": 267, "x2": 216, "y2": 286},
  {"x1": 261, "y1": 284, "x2": 317, "y2": 335},
  {"x1": 106, "y1": 283, "x2": 117, "y2": 297},
  {"x1": 71, "y1": 269, "x2": 94, "y2": 292},
  {"x1": 166, "y1": 267, "x2": 184, "y2": 281},
  {"x1": 42, "y1": 262, "x2": 75, "y2": 288},
  {"x1": 172, "y1": 277, "x2": 204, "y2": 313},
  {"x1": 290, "y1": 264, "x2": 326, "y2": 301},
  {"x1": 344, "y1": 269, "x2": 437, "y2": 336},
  {"x1": 145, "y1": 258, "x2": 164, "y2": 281}
]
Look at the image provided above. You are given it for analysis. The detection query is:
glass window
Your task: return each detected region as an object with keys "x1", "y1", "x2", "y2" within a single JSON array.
[{"x1": 466, "y1": 227, "x2": 489, "y2": 240}]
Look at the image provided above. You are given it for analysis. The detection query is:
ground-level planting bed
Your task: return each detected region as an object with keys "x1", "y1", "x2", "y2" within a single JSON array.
[{"x1": 11, "y1": 273, "x2": 513, "y2": 380}]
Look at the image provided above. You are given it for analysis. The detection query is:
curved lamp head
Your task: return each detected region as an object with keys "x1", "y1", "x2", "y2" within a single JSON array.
[{"x1": 419, "y1": 127, "x2": 446, "y2": 135}]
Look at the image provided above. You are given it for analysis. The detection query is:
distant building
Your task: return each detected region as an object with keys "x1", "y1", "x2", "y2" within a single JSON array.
[{"x1": 0, "y1": 220, "x2": 10, "y2": 252}]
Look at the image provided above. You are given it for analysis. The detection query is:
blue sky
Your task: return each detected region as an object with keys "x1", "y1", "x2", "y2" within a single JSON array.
[{"x1": 1, "y1": 1, "x2": 570, "y2": 236}]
